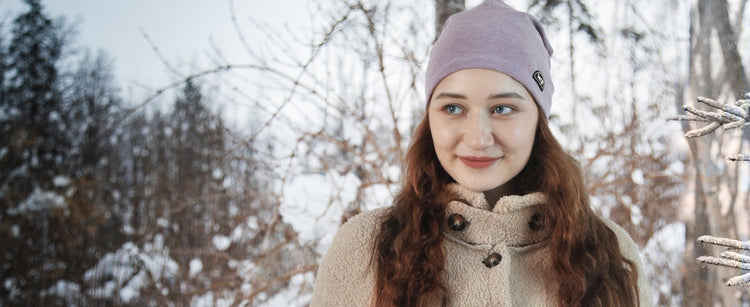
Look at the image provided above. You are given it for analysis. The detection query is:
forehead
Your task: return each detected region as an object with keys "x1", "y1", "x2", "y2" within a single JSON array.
[{"x1": 433, "y1": 68, "x2": 534, "y2": 100}]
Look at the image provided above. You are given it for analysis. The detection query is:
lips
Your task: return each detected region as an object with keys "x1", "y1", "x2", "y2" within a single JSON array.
[{"x1": 459, "y1": 156, "x2": 500, "y2": 169}]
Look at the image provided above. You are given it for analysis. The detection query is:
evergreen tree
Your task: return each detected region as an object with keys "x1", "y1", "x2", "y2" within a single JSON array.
[
  {"x1": 0, "y1": 1, "x2": 100, "y2": 305},
  {"x1": 171, "y1": 80, "x2": 226, "y2": 204},
  {"x1": 1, "y1": 0, "x2": 67, "y2": 196},
  {"x1": 166, "y1": 80, "x2": 229, "y2": 299},
  {"x1": 0, "y1": 22, "x2": 6, "y2": 105},
  {"x1": 66, "y1": 51, "x2": 121, "y2": 176}
]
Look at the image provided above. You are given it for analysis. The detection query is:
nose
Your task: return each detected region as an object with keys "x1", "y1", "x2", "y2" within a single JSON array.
[{"x1": 465, "y1": 113, "x2": 493, "y2": 149}]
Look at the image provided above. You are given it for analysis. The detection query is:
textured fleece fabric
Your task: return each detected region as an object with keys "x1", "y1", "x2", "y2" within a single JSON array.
[{"x1": 310, "y1": 184, "x2": 652, "y2": 306}]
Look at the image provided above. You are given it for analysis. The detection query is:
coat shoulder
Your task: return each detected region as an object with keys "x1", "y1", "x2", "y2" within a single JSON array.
[
  {"x1": 336, "y1": 207, "x2": 389, "y2": 250},
  {"x1": 310, "y1": 207, "x2": 389, "y2": 306},
  {"x1": 599, "y1": 217, "x2": 639, "y2": 259},
  {"x1": 599, "y1": 216, "x2": 654, "y2": 306}
]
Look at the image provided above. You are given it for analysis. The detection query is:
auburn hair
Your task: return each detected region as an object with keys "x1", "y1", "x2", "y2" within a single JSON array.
[{"x1": 372, "y1": 113, "x2": 639, "y2": 306}]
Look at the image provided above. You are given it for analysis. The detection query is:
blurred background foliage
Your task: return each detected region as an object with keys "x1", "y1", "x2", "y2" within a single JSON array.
[{"x1": 0, "y1": 0, "x2": 747, "y2": 305}]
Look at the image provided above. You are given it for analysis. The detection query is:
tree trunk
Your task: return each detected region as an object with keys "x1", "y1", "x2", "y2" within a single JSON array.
[
  {"x1": 682, "y1": 0, "x2": 749, "y2": 305},
  {"x1": 434, "y1": 0, "x2": 465, "y2": 40}
]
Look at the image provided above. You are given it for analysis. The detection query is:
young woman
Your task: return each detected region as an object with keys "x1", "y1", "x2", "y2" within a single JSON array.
[{"x1": 311, "y1": 0, "x2": 652, "y2": 306}]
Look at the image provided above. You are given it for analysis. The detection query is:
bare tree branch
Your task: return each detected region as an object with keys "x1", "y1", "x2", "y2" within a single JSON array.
[
  {"x1": 697, "y1": 235, "x2": 750, "y2": 287},
  {"x1": 670, "y1": 95, "x2": 750, "y2": 161}
]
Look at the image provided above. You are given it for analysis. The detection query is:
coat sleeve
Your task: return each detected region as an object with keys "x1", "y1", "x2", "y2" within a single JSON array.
[
  {"x1": 310, "y1": 208, "x2": 386, "y2": 307},
  {"x1": 602, "y1": 218, "x2": 654, "y2": 307}
]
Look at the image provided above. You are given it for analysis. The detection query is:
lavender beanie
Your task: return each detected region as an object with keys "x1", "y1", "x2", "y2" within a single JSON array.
[{"x1": 425, "y1": 0, "x2": 555, "y2": 118}]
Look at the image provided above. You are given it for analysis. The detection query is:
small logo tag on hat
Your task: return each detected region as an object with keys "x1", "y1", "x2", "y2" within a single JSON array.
[{"x1": 533, "y1": 71, "x2": 545, "y2": 91}]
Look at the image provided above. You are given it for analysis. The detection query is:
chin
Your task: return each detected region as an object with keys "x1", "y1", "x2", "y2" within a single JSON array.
[{"x1": 460, "y1": 181, "x2": 503, "y2": 193}]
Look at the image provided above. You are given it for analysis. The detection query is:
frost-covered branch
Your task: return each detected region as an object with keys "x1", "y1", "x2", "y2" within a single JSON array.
[
  {"x1": 670, "y1": 94, "x2": 750, "y2": 161},
  {"x1": 697, "y1": 235, "x2": 750, "y2": 287}
]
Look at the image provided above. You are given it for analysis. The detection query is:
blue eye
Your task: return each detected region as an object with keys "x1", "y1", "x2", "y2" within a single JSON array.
[
  {"x1": 493, "y1": 105, "x2": 512, "y2": 114},
  {"x1": 445, "y1": 105, "x2": 463, "y2": 114}
]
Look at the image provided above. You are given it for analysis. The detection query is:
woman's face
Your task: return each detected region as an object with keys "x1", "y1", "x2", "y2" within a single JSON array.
[{"x1": 428, "y1": 68, "x2": 539, "y2": 196}]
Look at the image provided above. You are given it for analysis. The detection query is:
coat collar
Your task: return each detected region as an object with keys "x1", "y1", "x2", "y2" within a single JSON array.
[{"x1": 443, "y1": 184, "x2": 551, "y2": 247}]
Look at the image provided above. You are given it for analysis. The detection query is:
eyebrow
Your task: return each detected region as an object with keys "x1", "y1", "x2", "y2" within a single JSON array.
[
  {"x1": 434, "y1": 92, "x2": 467, "y2": 100},
  {"x1": 433, "y1": 92, "x2": 525, "y2": 100},
  {"x1": 489, "y1": 92, "x2": 525, "y2": 100}
]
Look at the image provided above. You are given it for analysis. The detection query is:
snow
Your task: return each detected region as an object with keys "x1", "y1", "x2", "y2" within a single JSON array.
[
  {"x1": 142, "y1": 252, "x2": 178, "y2": 281},
  {"x1": 259, "y1": 271, "x2": 314, "y2": 307},
  {"x1": 247, "y1": 215, "x2": 259, "y2": 231},
  {"x1": 149, "y1": 233, "x2": 165, "y2": 251},
  {"x1": 4, "y1": 277, "x2": 20, "y2": 301},
  {"x1": 7, "y1": 188, "x2": 66, "y2": 215},
  {"x1": 123, "y1": 224, "x2": 135, "y2": 235},
  {"x1": 631, "y1": 169, "x2": 645, "y2": 185},
  {"x1": 728, "y1": 273, "x2": 750, "y2": 287},
  {"x1": 212, "y1": 234, "x2": 231, "y2": 251},
  {"x1": 228, "y1": 259, "x2": 256, "y2": 281},
  {"x1": 10, "y1": 224, "x2": 19, "y2": 237},
  {"x1": 280, "y1": 172, "x2": 359, "y2": 245},
  {"x1": 48, "y1": 110, "x2": 62, "y2": 123},
  {"x1": 222, "y1": 177, "x2": 233, "y2": 189},
  {"x1": 84, "y1": 242, "x2": 140, "y2": 299},
  {"x1": 119, "y1": 277, "x2": 141, "y2": 303},
  {"x1": 157, "y1": 217, "x2": 169, "y2": 228},
  {"x1": 666, "y1": 161, "x2": 685, "y2": 177},
  {"x1": 53, "y1": 175, "x2": 70, "y2": 187},
  {"x1": 189, "y1": 258, "x2": 203, "y2": 278},
  {"x1": 231, "y1": 225, "x2": 244, "y2": 241},
  {"x1": 387, "y1": 165, "x2": 401, "y2": 184},
  {"x1": 41, "y1": 279, "x2": 81, "y2": 305},
  {"x1": 629, "y1": 203, "x2": 643, "y2": 226},
  {"x1": 642, "y1": 222, "x2": 686, "y2": 306},
  {"x1": 82, "y1": 237, "x2": 180, "y2": 303},
  {"x1": 212, "y1": 168, "x2": 223, "y2": 179},
  {"x1": 192, "y1": 292, "x2": 235, "y2": 307}
]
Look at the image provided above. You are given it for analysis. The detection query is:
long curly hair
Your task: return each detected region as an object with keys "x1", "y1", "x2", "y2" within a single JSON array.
[{"x1": 371, "y1": 113, "x2": 640, "y2": 306}]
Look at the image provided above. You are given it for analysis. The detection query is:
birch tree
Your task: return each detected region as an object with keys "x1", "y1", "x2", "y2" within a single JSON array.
[{"x1": 678, "y1": 0, "x2": 749, "y2": 305}]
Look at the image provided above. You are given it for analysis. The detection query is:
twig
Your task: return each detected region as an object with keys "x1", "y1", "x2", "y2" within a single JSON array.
[
  {"x1": 670, "y1": 95, "x2": 750, "y2": 161},
  {"x1": 696, "y1": 235, "x2": 750, "y2": 287},
  {"x1": 698, "y1": 235, "x2": 750, "y2": 250},
  {"x1": 141, "y1": 29, "x2": 182, "y2": 78},
  {"x1": 697, "y1": 255, "x2": 750, "y2": 270},
  {"x1": 728, "y1": 153, "x2": 750, "y2": 162}
]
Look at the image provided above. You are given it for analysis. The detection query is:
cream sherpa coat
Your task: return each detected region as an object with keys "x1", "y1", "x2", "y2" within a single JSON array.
[{"x1": 311, "y1": 185, "x2": 652, "y2": 306}]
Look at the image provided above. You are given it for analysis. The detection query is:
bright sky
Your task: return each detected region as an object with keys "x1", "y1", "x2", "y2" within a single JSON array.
[
  {"x1": 0, "y1": 0, "x2": 490, "y2": 128},
  {"x1": 0, "y1": 0, "x2": 311, "y2": 102}
]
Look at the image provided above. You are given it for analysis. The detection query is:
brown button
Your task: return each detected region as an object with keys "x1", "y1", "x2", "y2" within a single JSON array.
[
  {"x1": 482, "y1": 253, "x2": 503, "y2": 268},
  {"x1": 528, "y1": 213, "x2": 544, "y2": 231},
  {"x1": 483, "y1": 253, "x2": 502, "y2": 268},
  {"x1": 447, "y1": 214, "x2": 468, "y2": 231}
]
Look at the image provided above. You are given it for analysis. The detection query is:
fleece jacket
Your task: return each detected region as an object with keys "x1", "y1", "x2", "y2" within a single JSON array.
[{"x1": 310, "y1": 184, "x2": 652, "y2": 306}]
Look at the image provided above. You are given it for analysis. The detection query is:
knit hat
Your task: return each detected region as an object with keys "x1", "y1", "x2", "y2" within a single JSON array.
[{"x1": 425, "y1": 0, "x2": 554, "y2": 118}]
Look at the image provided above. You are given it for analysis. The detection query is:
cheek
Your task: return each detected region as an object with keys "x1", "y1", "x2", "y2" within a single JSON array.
[
  {"x1": 430, "y1": 121, "x2": 457, "y2": 150},
  {"x1": 508, "y1": 123, "x2": 537, "y2": 152}
]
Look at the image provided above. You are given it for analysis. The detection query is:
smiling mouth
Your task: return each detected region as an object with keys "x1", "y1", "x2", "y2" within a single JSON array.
[{"x1": 459, "y1": 156, "x2": 500, "y2": 169}]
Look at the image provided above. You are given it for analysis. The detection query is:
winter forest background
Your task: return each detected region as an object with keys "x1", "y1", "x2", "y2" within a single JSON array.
[{"x1": 0, "y1": 0, "x2": 748, "y2": 306}]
